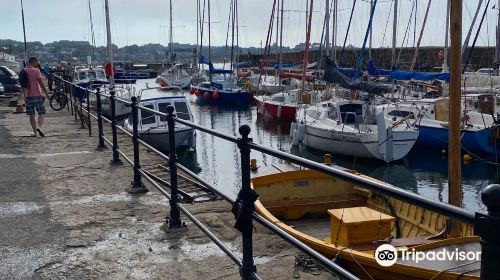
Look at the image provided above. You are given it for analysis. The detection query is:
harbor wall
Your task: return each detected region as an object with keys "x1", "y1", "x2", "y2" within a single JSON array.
[{"x1": 238, "y1": 46, "x2": 496, "y2": 71}]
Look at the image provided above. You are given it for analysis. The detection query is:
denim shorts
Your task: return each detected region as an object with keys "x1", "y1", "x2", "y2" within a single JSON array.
[{"x1": 25, "y1": 96, "x2": 46, "y2": 116}]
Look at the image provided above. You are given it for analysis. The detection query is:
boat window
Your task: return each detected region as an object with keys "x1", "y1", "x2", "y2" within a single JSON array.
[
  {"x1": 271, "y1": 96, "x2": 285, "y2": 102},
  {"x1": 87, "y1": 71, "x2": 96, "y2": 79},
  {"x1": 327, "y1": 107, "x2": 338, "y2": 120},
  {"x1": 174, "y1": 101, "x2": 191, "y2": 120},
  {"x1": 78, "y1": 72, "x2": 87, "y2": 80},
  {"x1": 339, "y1": 104, "x2": 363, "y2": 124},
  {"x1": 158, "y1": 102, "x2": 172, "y2": 122},
  {"x1": 141, "y1": 104, "x2": 156, "y2": 125},
  {"x1": 388, "y1": 110, "x2": 415, "y2": 119},
  {"x1": 306, "y1": 110, "x2": 321, "y2": 120}
]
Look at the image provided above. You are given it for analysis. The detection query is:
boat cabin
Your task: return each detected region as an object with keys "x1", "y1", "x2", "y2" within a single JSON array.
[
  {"x1": 309, "y1": 100, "x2": 371, "y2": 125},
  {"x1": 136, "y1": 91, "x2": 193, "y2": 130},
  {"x1": 73, "y1": 68, "x2": 107, "y2": 86}
]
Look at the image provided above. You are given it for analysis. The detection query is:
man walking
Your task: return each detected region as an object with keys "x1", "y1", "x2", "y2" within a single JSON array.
[{"x1": 23, "y1": 56, "x2": 50, "y2": 137}]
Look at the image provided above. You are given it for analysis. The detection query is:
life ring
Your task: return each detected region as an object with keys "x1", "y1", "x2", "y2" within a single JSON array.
[{"x1": 437, "y1": 51, "x2": 444, "y2": 60}]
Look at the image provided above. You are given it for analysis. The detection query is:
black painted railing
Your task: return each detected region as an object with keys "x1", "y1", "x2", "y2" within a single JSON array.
[{"x1": 50, "y1": 74, "x2": 500, "y2": 280}]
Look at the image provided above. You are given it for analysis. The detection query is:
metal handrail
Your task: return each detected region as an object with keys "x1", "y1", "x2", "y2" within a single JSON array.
[{"x1": 50, "y1": 74, "x2": 500, "y2": 280}]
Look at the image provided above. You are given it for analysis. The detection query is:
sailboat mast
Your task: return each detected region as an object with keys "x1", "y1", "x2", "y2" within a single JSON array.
[
  {"x1": 496, "y1": 0, "x2": 500, "y2": 74},
  {"x1": 208, "y1": 0, "x2": 212, "y2": 80},
  {"x1": 442, "y1": 0, "x2": 450, "y2": 72},
  {"x1": 369, "y1": 0, "x2": 373, "y2": 60},
  {"x1": 169, "y1": 0, "x2": 173, "y2": 62},
  {"x1": 391, "y1": 0, "x2": 398, "y2": 101},
  {"x1": 88, "y1": 0, "x2": 96, "y2": 66},
  {"x1": 448, "y1": 0, "x2": 462, "y2": 238},
  {"x1": 20, "y1": 0, "x2": 28, "y2": 63},
  {"x1": 391, "y1": 0, "x2": 398, "y2": 68},
  {"x1": 104, "y1": 0, "x2": 114, "y2": 87},
  {"x1": 332, "y1": 0, "x2": 337, "y2": 60},
  {"x1": 325, "y1": 0, "x2": 330, "y2": 55},
  {"x1": 301, "y1": 0, "x2": 314, "y2": 100},
  {"x1": 410, "y1": 0, "x2": 432, "y2": 71},
  {"x1": 462, "y1": 0, "x2": 483, "y2": 58},
  {"x1": 278, "y1": 0, "x2": 284, "y2": 86}
]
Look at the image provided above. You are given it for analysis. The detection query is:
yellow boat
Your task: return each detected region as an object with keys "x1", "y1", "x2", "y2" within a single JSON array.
[{"x1": 251, "y1": 163, "x2": 479, "y2": 280}]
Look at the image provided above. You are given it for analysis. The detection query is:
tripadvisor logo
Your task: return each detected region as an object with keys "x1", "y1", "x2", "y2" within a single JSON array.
[
  {"x1": 374, "y1": 244, "x2": 481, "y2": 267},
  {"x1": 374, "y1": 244, "x2": 398, "y2": 267}
]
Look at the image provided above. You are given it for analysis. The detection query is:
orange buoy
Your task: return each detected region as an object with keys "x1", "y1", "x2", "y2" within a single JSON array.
[
  {"x1": 159, "y1": 81, "x2": 167, "y2": 87},
  {"x1": 203, "y1": 92, "x2": 210, "y2": 100},
  {"x1": 195, "y1": 89, "x2": 201, "y2": 96},
  {"x1": 189, "y1": 88, "x2": 195, "y2": 95},
  {"x1": 212, "y1": 91, "x2": 220, "y2": 99}
]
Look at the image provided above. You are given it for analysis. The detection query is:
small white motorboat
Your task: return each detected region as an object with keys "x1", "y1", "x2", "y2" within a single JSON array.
[{"x1": 124, "y1": 87, "x2": 196, "y2": 151}]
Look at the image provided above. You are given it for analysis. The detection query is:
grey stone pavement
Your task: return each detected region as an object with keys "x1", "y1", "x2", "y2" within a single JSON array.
[{"x1": 0, "y1": 96, "x2": 337, "y2": 280}]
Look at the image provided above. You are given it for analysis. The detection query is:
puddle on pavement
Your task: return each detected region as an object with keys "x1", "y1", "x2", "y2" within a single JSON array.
[{"x1": 0, "y1": 202, "x2": 46, "y2": 218}]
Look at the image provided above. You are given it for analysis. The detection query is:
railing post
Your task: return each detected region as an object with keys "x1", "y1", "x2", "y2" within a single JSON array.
[
  {"x1": 69, "y1": 83, "x2": 74, "y2": 116},
  {"x1": 86, "y1": 88, "x2": 92, "y2": 136},
  {"x1": 79, "y1": 91, "x2": 85, "y2": 129},
  {"x1": 162, "y1": 105, "x2": 185, "y2": 230},
  {"x1": 95, "y1": 88, "x2": 107, "y2": 151},
  {"x1": 476, "y1": 184, "x2": 500, "y2": 280},
  {"x1": 234, "y1": 124, "x2": 257, "y2": 279},
  {"x1": 127, "y1": 96, "x2": 148, "y2": 194},
  {"x1": 73, "y1": 85, "x2": 78, "y2": 122},
  {"x1": 109, "y1": 90, "x2": 123, "y2": 166}
]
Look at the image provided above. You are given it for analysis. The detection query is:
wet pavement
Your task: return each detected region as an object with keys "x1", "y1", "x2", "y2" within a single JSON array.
[{"x1": 0, "y1": 98, "x2": 337, "y2": 279}]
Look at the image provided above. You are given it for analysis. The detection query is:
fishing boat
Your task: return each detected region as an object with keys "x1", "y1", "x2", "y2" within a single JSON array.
[
  {"x1": 254, "y1": 89, "x2": 300, "y2": 122},
  {"x1": 380, "y1": 97, "x2": 500, "y2": 155},
  {"x1": 292, "y1": 99, "x2": 419, "y2": 162},
  {"x1": 157, "y1": 63, "x2": 191, "y2": 89},
  {"x1": 124, "y1": 87, "x2": 196, "y2": 151},
  {"x1": 191, "y1": 78, "x2": 252, "y2": 106},
  {"x1": 251, "y1": 163, "x2": 477, "y2": 280},
  {"x1": 72, "y1": 67, "x2": 108, "y2": 99}
]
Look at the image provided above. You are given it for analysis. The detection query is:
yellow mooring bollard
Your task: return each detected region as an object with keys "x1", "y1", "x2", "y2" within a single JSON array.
[{"x1": 323, "y1": 154, "x2": 332, "y2": 166}]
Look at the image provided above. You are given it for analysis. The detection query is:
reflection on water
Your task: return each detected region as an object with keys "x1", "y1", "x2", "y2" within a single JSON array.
[{"x1": 134, "y1": 79, "x2": 498, "y2": 212}]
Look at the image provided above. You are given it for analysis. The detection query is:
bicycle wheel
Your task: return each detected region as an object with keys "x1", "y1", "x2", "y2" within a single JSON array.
[{"x1": 50, "y1": 93, "x2": 68, "y2": 111}]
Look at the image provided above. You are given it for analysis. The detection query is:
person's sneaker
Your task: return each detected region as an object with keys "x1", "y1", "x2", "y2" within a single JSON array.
[
  {"x1": 36, "y1": 128, "x2": 45, "y2": 137},
  {"x1": 30, "y1": 132, "x2": 38, "y2": 137}
]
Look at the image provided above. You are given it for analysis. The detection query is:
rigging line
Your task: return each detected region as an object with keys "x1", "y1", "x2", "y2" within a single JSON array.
[
  {"x1": 230, "y1": 0, "x2": 236, "y2": 77},
  {"x1": 410, "y1": 0, "x2": 432, "y2": 71},
  {"x1": 222, "y1": 0, "x2": 233, "y2": 71},
  {"x1": 463, "y1": 0, "x2": 492, "y2": 74},
  {"x1": 339, "y1": 0, "x2": 357, "y2": 67},
  {"x1": 380, "y1": 0, "x2": 394, "y2": 47},
  {"x1": 257, "y1": 0, "x2": 278, "y2": 87},
  {"x1": 396, "y1": 0, "x2": 416, "y2": 66},
  {"x1": 300, "y1": 0, "x2": 314, "y2": 101},
  {"x1": 354, "y1": 0, "x2": 378, "y2": 79}
]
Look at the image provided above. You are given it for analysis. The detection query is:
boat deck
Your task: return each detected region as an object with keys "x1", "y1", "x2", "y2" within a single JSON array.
[{"x1": 287, "y1": 216, "x2": 331, "y2": 241}]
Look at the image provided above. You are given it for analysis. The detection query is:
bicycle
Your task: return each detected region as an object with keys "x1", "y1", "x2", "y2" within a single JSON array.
[{"x1": 49, "y1": 87, "x2": 68, "y2": 111}]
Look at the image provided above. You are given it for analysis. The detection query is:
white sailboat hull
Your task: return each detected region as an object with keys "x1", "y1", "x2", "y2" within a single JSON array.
[{"x1": 303, "y1": 126, "x2": 418, "y2": 162}]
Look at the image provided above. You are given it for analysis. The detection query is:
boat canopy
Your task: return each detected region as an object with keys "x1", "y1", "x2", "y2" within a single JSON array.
[
  {"x1": 367, "y1": 60, "x2": 450, "y2": 81},
  {"x1": 323, "y1": 60, "x2": 392, "y2": 95},
  {"x1": 199, "y1": 56, "x2": 232, "y2": 74},
  {"x1": 274, "y1": 63, "x2": 297, "y2": 69}
]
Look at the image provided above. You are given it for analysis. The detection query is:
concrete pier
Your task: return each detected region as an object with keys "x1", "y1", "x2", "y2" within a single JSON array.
[{"x1": 0, "y1": 97, "x2": 336, "y2": 279}]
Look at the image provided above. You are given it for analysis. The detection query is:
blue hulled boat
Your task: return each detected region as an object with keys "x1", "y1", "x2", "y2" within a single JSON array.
[{"x1": 378, "y1": 98, "x2": 500, "y2": 156}]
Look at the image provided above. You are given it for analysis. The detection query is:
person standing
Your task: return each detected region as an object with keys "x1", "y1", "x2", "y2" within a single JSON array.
[{"x1": 23, "y1": 56, "x2": 50, "y2": 137}]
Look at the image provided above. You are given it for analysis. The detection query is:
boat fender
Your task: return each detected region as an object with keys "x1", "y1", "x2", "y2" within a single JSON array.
[
  {"x1": 188, "y1": 131, "x2": 197, "y2": 150},
  {"x1": 203, "y1": 92, "x2": 210, "y2": 100},
  {"x1": 212, "y1": 91, "x2": 220, "y2": 99},
  {"x1": 297, "y1": 121, "x2": 306, "y2": 142},
  {"x1": 189, "y1": 88, "x2": 195, "y2": 95},
  {"x1": 277, "y1": 104, "x2": 282, "y2": 119},
  {"x1": 195, "y1": 89, "x2": 201, "y2": 96},
  {"x1": 258, "y1": 102, "x2": 265, "y2": 115},
  {"x1": 291, "y1": 130, "x2": 299, "y2": 146},
  {"x1": 290, "y1": 121, "x2": 298, "y2": 137}
]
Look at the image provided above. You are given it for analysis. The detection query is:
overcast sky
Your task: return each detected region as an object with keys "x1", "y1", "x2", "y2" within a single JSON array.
[{"x1": 1, "y1": 0, "x2": 498, "y2": 48}]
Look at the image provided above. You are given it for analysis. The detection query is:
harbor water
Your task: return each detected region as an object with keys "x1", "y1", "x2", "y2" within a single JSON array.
[{"x1": 136, "y1": 79, "x2": 497, "y2": 213}]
